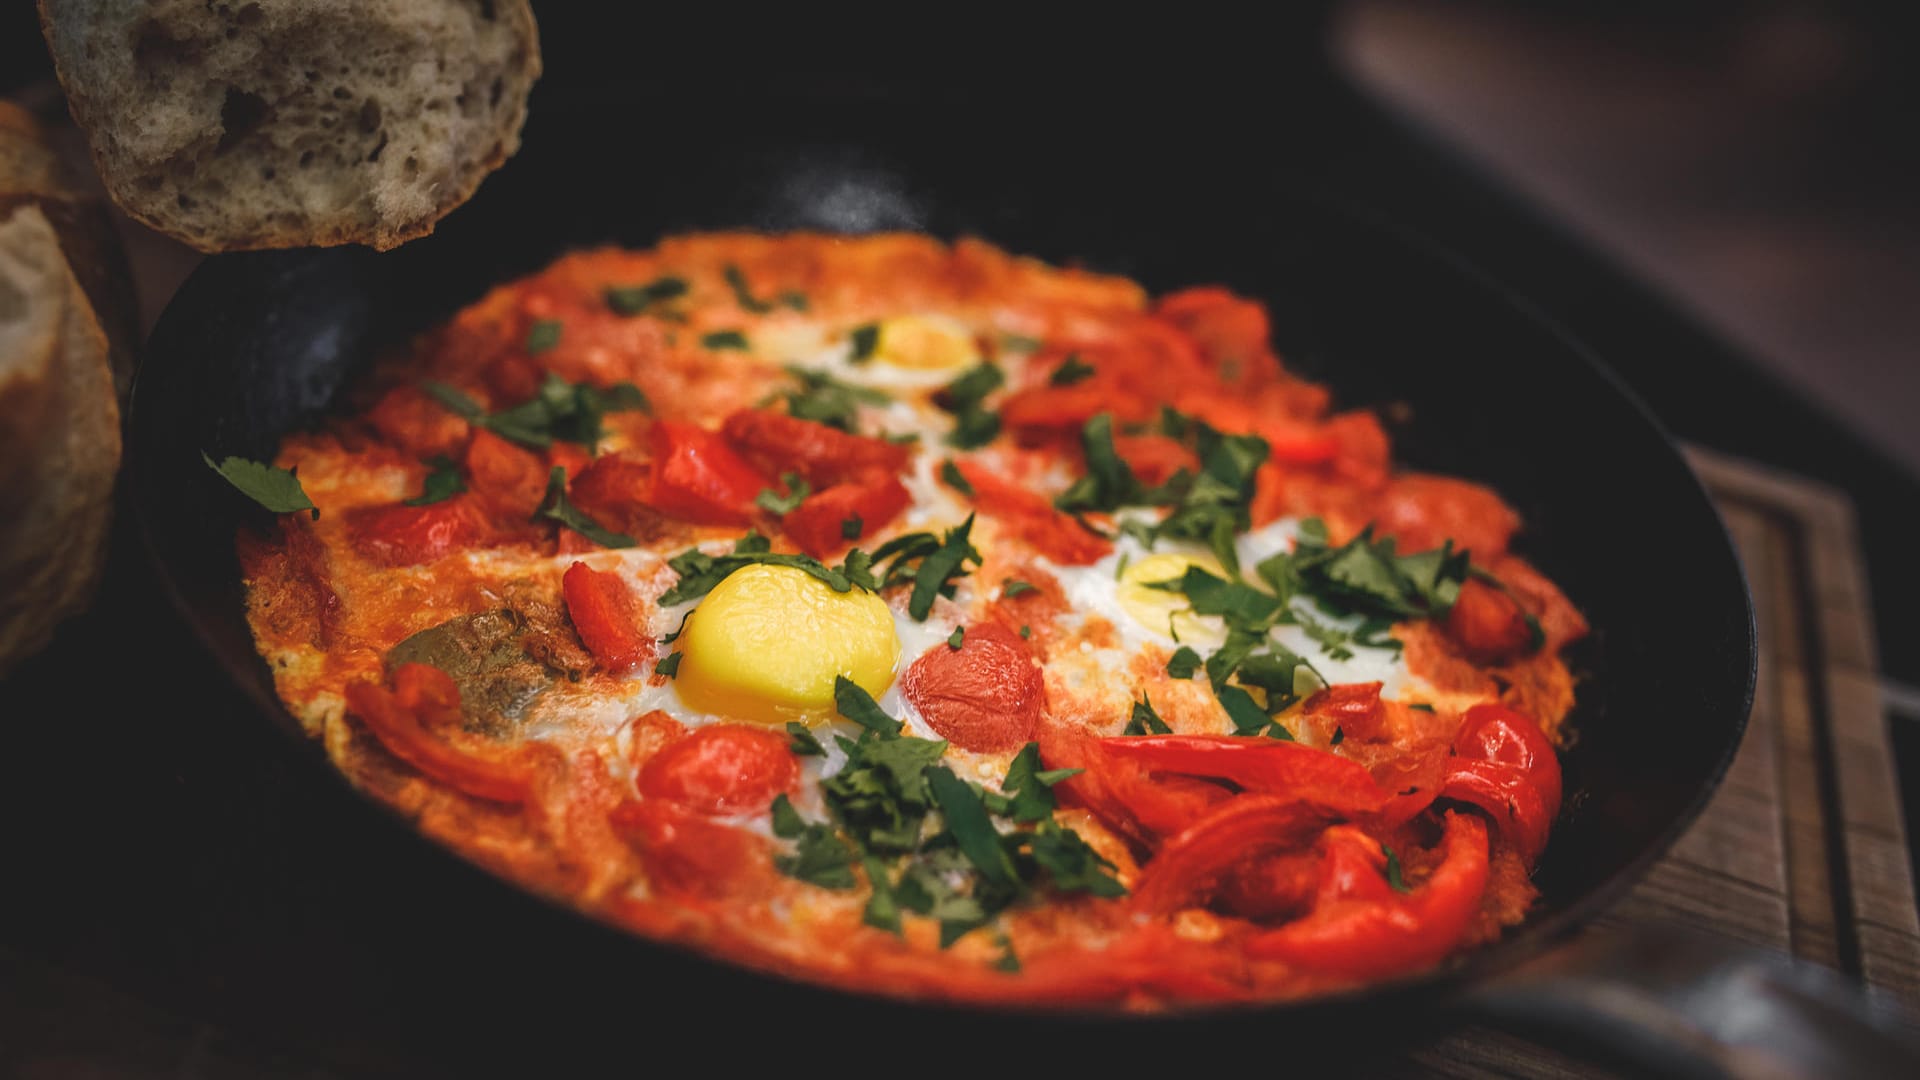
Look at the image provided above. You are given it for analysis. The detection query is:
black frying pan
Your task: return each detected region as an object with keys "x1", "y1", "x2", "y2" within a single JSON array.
[{"x1": 126, "y1": 87, "x2": 1905, "y2": 1074}]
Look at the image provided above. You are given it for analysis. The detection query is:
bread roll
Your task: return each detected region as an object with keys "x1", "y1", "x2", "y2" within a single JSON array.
[
  {"x1": 38, "y1": 0, "x2": 540, "y2": 252},
  {"x1": 0, "y1": 203, "x2": 120, "y2": 678}
]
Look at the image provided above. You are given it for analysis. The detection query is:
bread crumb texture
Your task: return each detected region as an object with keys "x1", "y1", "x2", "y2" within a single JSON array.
[{"x1": 40, "y1": 0, "x2": 540, "y2": 252}]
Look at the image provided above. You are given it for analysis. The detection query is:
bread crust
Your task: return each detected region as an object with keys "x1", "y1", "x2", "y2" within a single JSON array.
[
  {"x1": 0, "y1": 204, "x2": 120, "y2": 678},
  {"x1": 37, "y1": 0, "x2": 540, "y2": 253}
]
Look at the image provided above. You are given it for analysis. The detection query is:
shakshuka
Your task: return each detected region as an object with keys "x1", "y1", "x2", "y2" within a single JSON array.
[{"x1": 229, "y1": 233, "x2": 1586, "y2": 1007}]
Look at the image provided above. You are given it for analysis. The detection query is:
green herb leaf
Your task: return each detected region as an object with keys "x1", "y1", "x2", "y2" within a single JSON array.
[
  {"x1": 1000, "y1": 742, "x2": 1078, "y2": 824},
  {"x1": 755, "y1": 472, "x2": 811, "y2": 515},
  {"x1": 654, "y1": 651, "x2": 682, "y2": 678},
  {"x1": 840, "y1": 514, "x2": 863, "y2": 540},
  {"x1": 834, "y1": 675, "x2": 902, "y2": 736},
  {"x1": 1166, "y1": 645, "x2": 1202, "y2": 680},
  {"x1": 701, "y1": 330, "x2": 750, "y2": 351},
  {"x1": 1217, "y1": 684, "x2": 1271, "y2": 735},
  {"x1": 775, "y1": 824, "x2": 859, "y2": 890},
  {"x1": 658, "y1": 532, "x2": 860, "y2": 605},
  {"x1": 1384, "y1": 844, "x2": 1412, "y2": 894},
  {"x1": 404, "y1": 455, "x2": 465, "y2": 507},
  {"x1": 937, "y1": 363, "x2": 1005, "y2": 449},
  {"x1": 770, "y1": 793, "x2": 807, "y2": 838},
  {"x1": 524, "y1": 319, "x2": 562, "y2": 354},
  {"x1": 994, "y1": 934, "x2": 1022, "y2": 972},
  {"x1": 425, "y1": 374, "x2": 648, "y2": 451},
  {"x1": 926, "y1": 766, "x2": 1016, "y2": 887},
  {"x1": 605, "y1": 276, "x2": 689, "y2": 316},
  {"x1": 948, "y1": 626, "x2": 965, "y2": 650},
  {"x1": 1054, "y1": 413, "x2": 1142, "y2": 514},
  {"x1": 420, "y1": 380, "x2": 484, "y2": 421},
  {"x1": 1124, "y1": 693, "x2": 1172, "y2": 736},
  {"x1": 1049, "y1": 353, "x2": 1095, "y2": 386},
  {"x1": 905, "y1": 515, "x2": 981, "y2": 621},
  {"x1": 533, "y1": 467, "x2": 635, "y2": 548},
  {"x1": 203, "y1": 453, "x2": 319, "y2": 518},
  {"x1": 862, "y1": 854, "x2": 903, "y2": 934},
  {"x1": 1028, "y1": 819, "x2": 1127, "y2": 898},
  {"x1": 939, "y1": 459, "x2": 975, "y2": 497},
  {"x1": 1409, "y1": 703, "x2": 1435, "y2": 713},
  {"x1": 1001, "y1": 578, "x2": 1035, "y2": 598},
  {"x1": 849, "y1": 323, "x2": 881, "y2": 363},
  {"x1": 777, "y1": 366, "x2": 891, "y2": 433},
  {"x1": 787, "y1": 722, "x2": 826, "y2": 756},
  {"x1": 779, "y1": 290, "x2": 809, "y2": 312},
  {"x1": 723, "y1": 264, "x2": 776, "y2": 314}
]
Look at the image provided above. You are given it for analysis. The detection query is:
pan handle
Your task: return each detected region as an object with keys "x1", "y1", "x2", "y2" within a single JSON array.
[{"x1": 1459, "y1": 926, "x2": 1920, "y2": 1079}]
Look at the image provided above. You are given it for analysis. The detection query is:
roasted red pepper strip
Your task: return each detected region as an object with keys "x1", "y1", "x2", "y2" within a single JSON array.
[
  {"x1": 953, "y1": 459, "x2": 1111, "y2": 565},
  {"x1": 1130, "y1": 794, "x2": 1340, "y2": 915},
  {"x1": 780, "y1": 471, "x2": 911, "y2": 557},
  {"x1": 343, "y1": 663, "x2": 541, "y2": 803},
  {"x1": 1246, "y1": 811, "x2": 1490, "y2": 978},
  {"x1": 347, "y1": 496, "x2": 491, "y2": 566},
  {"x1": 1039, "y1": 725, "x2": 1231, "y2": 849},
  {"x1": 561, "y1": 561, "x2": 651, "y2": 672},
  {"x1": 644, "y1": 420, "x2": 768, "y2": 525},
  {"x1": 720, "y1": 408, "x2": 910, "y2": 488},
  {"x1": 1098, "y1": 735, "x2": 1390, "y2": 817},
  {"x1": 1440, "y1": 703, "x2": 1561, "y2": 863}
]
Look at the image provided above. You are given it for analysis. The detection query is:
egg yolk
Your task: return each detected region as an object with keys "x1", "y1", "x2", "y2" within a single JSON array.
[
  {"x1": 1116, "y1": 551, "x2": 1232, "y2": 645},
  {"x1": 673, "y1": 563, "x2": 901, "y2": 725},
  {"x1": 872, "y1": 315, "x2": 979, "y2": 371}
]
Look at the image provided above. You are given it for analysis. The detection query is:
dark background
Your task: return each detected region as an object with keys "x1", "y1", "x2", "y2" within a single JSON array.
[{"x1": 3, "y1": 2, "x2": 1916, "y2": 1075}]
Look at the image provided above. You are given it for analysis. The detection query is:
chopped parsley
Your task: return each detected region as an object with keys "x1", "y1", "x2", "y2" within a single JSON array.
[
  {"x1": 772, "y1": 366, "x2": 891, "y2": 433},
  {"x1": 723, "y1": 264, "x2": 778, "y2": 314},
  {"x1": 1123, "y1": 693, "x2": 1172, "y2": 735},
  {"x1": 404, "y1": 455, "x2": 465, "y2": 507},
  {"x1": 948, "y1": 626, "x2": 965, "y2": 650},
  {"x1": 604, "y1": 276, "x2": 688, "y2": 316},
  {"x1": 1384, "y1": 844, "x2": 1413, "y2": 894},
  {"x1": 423, "y1": 374, "x2": 648, "y2": 451},
  {"x1": 653, "y1": 651, "x2": 682, "y2": 678},
  {"x1": 1166, "y1": 645, "x2": 1203, "y2": 680},
  {"x1": 533, "y1": 466, "x2": 635, "y2": 549},
  {"x1": 840, "y1": 515, "x2": 863, "y2": 540},
  {"x1": 1049, "y1": 353, "x2": 1095, "y2": 386},
  {"x1": 939, "y1": 459, "x2": 975, "y2": 497},
  {"x1": 935, "y1": 363, "x2": 1004, "y2": 449},
  {"x1": 1001, "y1": 578, "x2": 1036, "y2": 598},
  {"x1": 524, "y1": 319, "x2": 562, "y2": 354},
  {"x1": 202, "y1": 453, "x2": 318, "y2": 518},
  {"x1": 848, "y1": 323, "x2": 881, "y2": 363},
  {"x1": 754, "y1": 472, "x2": 810, "y2": 515},
  {"x1": 657, "y1": 531, "x2": 873, "y2": 605},
  {"x1": 786, "y1": 722, "x2": 827, "y2": 756},
  {"x1": 701, "y1": 330, "x2": 750, "y2": 351}
]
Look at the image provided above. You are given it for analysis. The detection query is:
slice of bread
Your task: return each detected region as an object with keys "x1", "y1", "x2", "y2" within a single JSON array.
[
  {"x1": 38, "y1": 0, "x2": 540, "y2": 252},
  {"x1": 0, "y1": 203, "x2": 120, "y2": 677}
]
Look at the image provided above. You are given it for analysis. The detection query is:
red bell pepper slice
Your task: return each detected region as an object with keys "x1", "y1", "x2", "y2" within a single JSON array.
[
  {"x1": 899, "y1": 622, "x2": 1044, "y2": 752},
  {"x1": 464, "y1": 427, "x2": 549, "y2": 518},
  {"x1": 1300, "y1": 682, "x2": 1386, "y2": 740},
  {"x1": 635, "y1": 723, "x2": 798, "y2": 816},
  {"x1": 1097, "y1": 735, "x2": 1390, "y2": 817},
  {"x1": 343, "y1": 663, "x2": 543, "y2": 803},
  {"x1": 952, "y1": 459, "x2": 1112, "y2": 565},
  {"x1": 720, "y1": 408, "x2": 910, "y2": 487},
  {"x1": 780, "y1": 471, "x2": 911, "y2": 557},
  {"x1": 560, "y1": 561, "x2": 651, "y2": 672},
  {"x1": 1440, "y1": 703, "x2": 1561, "y2": 863},
  {"x1": 347, "y1": 495, "x2": 491, "y2": 566},
  {"x1": 644, "y1": 420, "x2": 768, "y2": 525},
  {"x1": 1246, "y1": 810, "x2": 1490, "y2": 978},
  {"x1": 1129, "y1": 794, "x2": 1341, "y2": 915},
  {"x1": 1038, "y1": 725, "x2": 1231, "y2": 849}
]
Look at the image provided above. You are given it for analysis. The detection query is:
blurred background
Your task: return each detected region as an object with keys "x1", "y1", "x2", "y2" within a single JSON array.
[{"x1": 2, "y1": 1, "x2": 1916, "y2": 1073}]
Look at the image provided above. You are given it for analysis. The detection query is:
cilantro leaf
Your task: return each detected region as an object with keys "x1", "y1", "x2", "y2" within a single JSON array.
[
  {"x1": 658, "y1": 532, "x2": 859, "y2": 605},
  {"x1": 1217, "y1": 684, "x2": 1272, "y2": 735},
  {"x1": 770, "y1": 794, "x2": 808, "y2": 838},
  {"x1": 405, "y1": 455, "x2": 465, "y2": 507},
  {"x1": 1000, "y1": 742, "x2": 1078, "y2": 824},
  {"x1": 653, "y1": 651, "x2": 682, "y2": 677},
  {"x1": 926, "y1": 766, "x2": 1017, "y2": 887},
  {"x1": 936, "y1": 363, "x2": 1004, "y2": 449},
  {"x1": 1028, "y1": 819, "x2": 1127, "y2": 898},
  {"x1": 701, "y1": 330, "x2": 750, "y2": 351},
  {"x1": 1001, "y1": 578, "x2": 1036, "y2": 598},
  {"x1": 534, "y1": 467, "x2": 635, "y2": 548},
  {"x1": 840, "y1": 515, "x2": 863, "y2": 540},
  {"x1": 774, "y1": 824, "x2": 859, "y2": 890},
  {"x1": 776, "y1": 366, "x2": 890, "y2": 433},
  {"x1": 1384, "y1": 844, "x2": 1412, "y2": 894},
  {"x1": 525, "y1": 319, "x2": 562, "y2": 354},
  {"x1": 424, "y1": 374, "x2": 648, "y2": 451},
  {"x1": 1124, "y1": 693, "x2": 1172, "y2": 736},
  {"x1": 849, "y1": 323, "x2": 880, "y2": 363},
  {"x1": 787, "y1": 722, "x2": 826, "y2": 756},
  {"x1": 1166, "y1": 645, "x2": 1202, "y2": 680},
  {"x1": 862, "y1": 855, "x2": 903, "y2": 933},
  {"x1": 1054, "y1": 413, "x2": 1141, "y2": 514},
  {"x1": 203, "y1": 453, "x2": 319, "y2": 518},
  {"x1": 906, "y1": 515, "x2": 981, "y2": 621},
  {"x1": 1049, "y1": 353, "x2": 1095, "y2": 386},
  {"x1": 755, "y1": 472, "x2": 810, "y2": 515},
  {"x1": 939, "y1": 459, "x2": 975, "y2": 497},
  {"x1": 834, "y1": 675, "x2": 902, "y2": 736},
  {"x1": 948, "y1": 626, "x2": 965, "y2": 650},
  {"x1": 723, "y1": 263, "x2": 775, "y2": 314},
  {"x1": 605, "y1": 276, "x2": 688, "y2": 315}
]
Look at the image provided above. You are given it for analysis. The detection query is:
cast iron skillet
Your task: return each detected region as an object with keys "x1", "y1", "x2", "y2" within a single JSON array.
[{"x1": 128, "y1": 99, "x2": 1906, "y2": 1073}]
